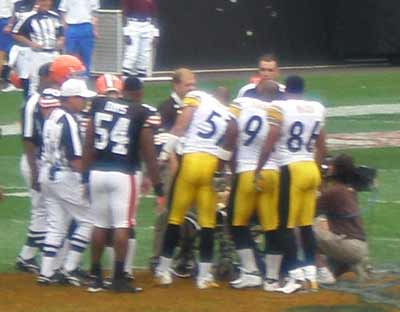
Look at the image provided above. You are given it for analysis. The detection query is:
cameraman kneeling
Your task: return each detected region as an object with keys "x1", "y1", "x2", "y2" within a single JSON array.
[{"x1": 314, "y1": 154, "x2": 370, "y2": 284}]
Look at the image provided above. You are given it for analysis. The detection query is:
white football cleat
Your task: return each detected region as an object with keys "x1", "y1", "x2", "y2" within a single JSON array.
[
  {"x1": 263, "y1": 279, "x2": 280, "y2": 292},
  {"x1": 317, "y1": 267, "x2": 336, "y2": 285},
  {"x1": 197, "y1": 274, "x2": 219, "y2": 289},
  {"x1": 154, "y1": 270, "x2": 173, "y2": 286},
  {"x1": 276, "y1": 278, "x2": 303, "y2": 294},
  {"x1": 230, "y1": 272, "x2": 262, "y2": 289}
]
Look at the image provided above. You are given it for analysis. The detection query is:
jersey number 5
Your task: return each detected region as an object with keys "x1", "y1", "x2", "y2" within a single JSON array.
[{"x1": 95, "y1": 112, "x2": 131, "y2": 155}]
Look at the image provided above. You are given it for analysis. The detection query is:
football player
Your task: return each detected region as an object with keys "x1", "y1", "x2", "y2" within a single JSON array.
[
  {"x1": 83, "y1": 77, "x2": 164, "y2": 293},
  {"x1": 155, "y1": 88, "x2": 237, "y2": 289},
  {"x1": 255, "y1": 75, "x2": 326, "y2": 293}
]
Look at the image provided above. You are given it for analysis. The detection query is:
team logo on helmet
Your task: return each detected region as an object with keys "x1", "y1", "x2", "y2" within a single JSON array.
[{"x1": 95, "y1": 74, "x2": 123, "y2": 95}]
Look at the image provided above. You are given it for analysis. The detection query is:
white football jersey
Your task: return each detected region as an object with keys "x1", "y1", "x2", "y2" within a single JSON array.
[
  {"x1": 181, "y1": 90, "x2": 232, "y2": 157},
  {"x1": 42, "y1": 108, "x2": 82, "y2": 170},
  {"x1": 270, "y1": 99, "x2": 326, "y2": 166},
  {"x1": 232, "y1": 97, "x2": 278, "y2": 173}
]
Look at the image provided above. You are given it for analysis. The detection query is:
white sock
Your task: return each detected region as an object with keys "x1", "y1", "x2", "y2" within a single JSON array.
[
  {"x1": 19, "y1": 246, "x2": 37, "y2": 260},
  {"x1": 157, "y1": 256, "x2": 172, "y2": 273},
  {"x1": 237, "y1": 248, "x2": 258, "y2": 273},
  {"x1": 53, "y1": 239, "x2": 69, "y2": 271},
  {"x1": 303, "y1": 265, "x2": 317, "y2": 282},
  {"x1": 41, "y1": 256, "x2": 55, "y2": 277},
  {"x1": 63, "y1": 250, "x2": 82, "y2": 272},
  {"x1": 124, "y1": 239, "x2": 136, "y2": 274},
  {"x1": 198, "y1": 262, "x2": 212, "y2": 279},
  {"x1": 265, "y1": 254, "x2": 283, "y2": 280}
]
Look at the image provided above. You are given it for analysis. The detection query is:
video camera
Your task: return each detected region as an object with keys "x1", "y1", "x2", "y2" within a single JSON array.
[{"x1": 352, "y1": 166, "x2": 377, "y2": 192}]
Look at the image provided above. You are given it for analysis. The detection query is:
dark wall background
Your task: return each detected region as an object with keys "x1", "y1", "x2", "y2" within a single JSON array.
[{"x1": 100, "y1": 0, "x2": 400, "y2": 68}]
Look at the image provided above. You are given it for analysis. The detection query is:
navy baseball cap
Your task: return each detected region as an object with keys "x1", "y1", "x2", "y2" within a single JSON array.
[{"x1": 124, "y1": 77, "x2": 143, "y2": 91}]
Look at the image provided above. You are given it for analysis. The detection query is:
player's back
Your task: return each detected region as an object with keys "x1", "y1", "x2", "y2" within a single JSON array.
[
  {"x1": 90, "y1": 96, "x2": 148, "y2": 173},
  {"x1": 233, "y1": 97, "x2": 277, "y2": 173},
  {"x1": 272, "y1": 99, "x2": 325, "y2": 166},
  {"x1": 182, "y1": 90, "x2": 231, "y2": 157},
  {"x1": 42, "y1": 108, "x2": 79, "y2": 169}
]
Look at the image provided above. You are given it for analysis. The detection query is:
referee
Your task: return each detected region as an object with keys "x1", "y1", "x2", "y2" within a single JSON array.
[
  {"x1": 12, "y1": 0, "x2": 63, "y2": 96},
  {"x1": 58, "y1": 0, "x2": 99, "y2": 76}
]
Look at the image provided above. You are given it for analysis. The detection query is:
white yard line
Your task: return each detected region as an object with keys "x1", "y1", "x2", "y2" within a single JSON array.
[{"x1": 1, "y1": 104, "x2": 400, "y2": 137}]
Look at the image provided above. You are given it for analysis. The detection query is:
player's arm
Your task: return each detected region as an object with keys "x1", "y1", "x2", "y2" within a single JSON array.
[
  {"x1": 82, "y1": 119, "x2": 94, "y2": 172},
  {"x1": 12, "y1": 15, "x2": 42, "y2": 49},
  {"x1": 21, "y1": 99, "x2": 40, "y2": 191},
  {"x1": 23, "y1": 140, "x2": 40, "y2": 191},
  {"x1": 255, "y1": 105, "x2": 282, "y2": 174},
  {"x1": 315, "y1": 128, "x2": 326, "y2": 169},
  {"x1": 161, "y1": 95, "x2": 197, "y2": 156}
]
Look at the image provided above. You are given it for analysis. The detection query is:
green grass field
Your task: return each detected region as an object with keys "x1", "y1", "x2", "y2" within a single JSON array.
[{"x1": 1, "y1": 69, "x2": 400, "y2": 275}]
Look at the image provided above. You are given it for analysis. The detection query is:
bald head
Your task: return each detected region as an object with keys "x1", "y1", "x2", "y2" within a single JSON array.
[
  {"x1": 256, "y1": 79, "x2": 279, "y2": 101},
  {"x1": 172, "y1": 68, "x2": 196, "y2": 99}
]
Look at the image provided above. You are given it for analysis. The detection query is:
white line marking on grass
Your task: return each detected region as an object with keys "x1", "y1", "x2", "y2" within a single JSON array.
[
  {"x1": 327, "y1": 104, "x2": 400, "y2": 117},
  {"x1": 2, "y1": 104, "x2": 400, "y2": 136},
  {"x1": 4, "y1": 192, "x2": 29, "y2": 197},
  {"x1": 371, "y1": 237, "x2": 400, "y2": 243}
]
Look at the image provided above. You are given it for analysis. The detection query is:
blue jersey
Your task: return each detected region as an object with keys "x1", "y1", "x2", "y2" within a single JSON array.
[{"x1": 89, "y1": 97, "x2": 158, "y2": 173}]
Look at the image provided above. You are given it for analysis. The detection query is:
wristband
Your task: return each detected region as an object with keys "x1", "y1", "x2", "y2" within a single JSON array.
[
  {"x1": 154, "y1": 183, "x2": 164, "y2": 197},
  {"x1": 217, "y1": 147, "x2": 232, "y2": 161}
]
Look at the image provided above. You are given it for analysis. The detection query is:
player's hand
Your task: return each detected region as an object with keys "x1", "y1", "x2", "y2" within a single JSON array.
[
  {"x1": 124, "y1": 35, "x2": 132, "y2": 45},
  {"x1": 155, "y1": 196, "x2": 166, "y2": 215},
  {"x1": 31, "y1": 175, "x2": 41, "y2": 192},
  {"x1": 141, "y1": 176, "x2": 152, "y2": 195},
  {"x1": 213, "y1": 171, "x2": 226, "y2": 193},
  {"x1": 30, "y1": 42, "x2": 43, "y2": 51},
  {"x1": 3, "y1": 24, "x2": 12, "y2": 34},
  {"x1": 254, "y1": 171, "x2": 262, "y2": 192}
]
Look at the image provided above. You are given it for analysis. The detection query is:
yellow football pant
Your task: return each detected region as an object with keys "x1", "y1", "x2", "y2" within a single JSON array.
[
  {"x1": 231, "y1": 170, "x2": 280, "y2": 231},
  {"x1": 168, "y1": 153, "x2": 218, "y2": 228},
  {"x1": 280, "y1": 161, "x2": 321, "y2": 228}
]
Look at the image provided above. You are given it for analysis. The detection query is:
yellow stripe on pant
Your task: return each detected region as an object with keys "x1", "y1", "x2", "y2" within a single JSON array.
[
  {"x1": 232, "y1": 170, "x2": 280, "y2": 231},
  {"x1": 168, "y1": 153, "x2": 218, "y2": 228}
]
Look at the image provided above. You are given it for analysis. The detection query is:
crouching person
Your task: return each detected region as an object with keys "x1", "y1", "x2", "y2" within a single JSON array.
[{"x1": 313, "y1": 154, "x2": 370, "y2": 285}]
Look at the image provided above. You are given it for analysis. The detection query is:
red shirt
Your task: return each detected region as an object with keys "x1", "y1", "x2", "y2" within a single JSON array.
[{"x1": 121, "y1": 0, "x2": 158, "y2": 18}]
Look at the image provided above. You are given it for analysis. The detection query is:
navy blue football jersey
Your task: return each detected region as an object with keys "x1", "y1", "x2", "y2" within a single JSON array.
[{"x1": 89, "y1": 97, "x2": 156, "y2": 173}]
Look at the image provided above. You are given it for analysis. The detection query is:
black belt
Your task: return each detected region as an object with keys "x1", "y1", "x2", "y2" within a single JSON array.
[{"x1": 33, "y1": 48, "x2": 56, "y2": 53}]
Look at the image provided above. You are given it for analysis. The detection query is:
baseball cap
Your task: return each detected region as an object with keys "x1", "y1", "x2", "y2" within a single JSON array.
[
  {"x1": 123, "y1": 76, "x2": 143, "y2": 92},
  {"x1": 39, "y1": 88, "x2": 61, "y2": 108},
  {"x1": 60, "y1": 79, "x2": 97, "y2": 98}
]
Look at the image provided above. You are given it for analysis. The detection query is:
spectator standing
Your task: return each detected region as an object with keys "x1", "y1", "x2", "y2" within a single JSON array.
[
  {"x1": 12, "y1": 0, "x2": 64, "y2": 96},
  {"x1": 58, "y1": 0, "x2": 100, "y2": 76},
  {"x1": 121, "y1": 0, "x2": 159, "y2": 77},
  {"x1": 0, "y1": 0, "x2": 14, "y2": 90}
]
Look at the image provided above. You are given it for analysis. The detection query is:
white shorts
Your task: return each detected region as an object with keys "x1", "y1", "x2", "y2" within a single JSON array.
[
  {"x1": 90, "y1": 170, "x2": 139, "y2": 228},
  {"x1": 9, "y1": 45, "x2": 32, "y2": 79}
]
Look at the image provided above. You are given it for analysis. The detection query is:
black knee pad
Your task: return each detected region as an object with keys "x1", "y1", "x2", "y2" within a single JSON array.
[
  {"x1": 265, "y1": 229, "x2": 282, "y2": 254},
  {"x1": 230, "y1": 226, "x2": 251, "y2": 250},
  {"x1": 199, "y1": 228, "x2": 215, "y2": 262},
  {"x1": 300, "y1": 226, "x2": 316, "y2": 264},
  {"x1": 129, "y1": 228, "x2": 136, "y2": 239},
  {"x1": 162, "y1": 224, "x2": 181, "y2": 258}
]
